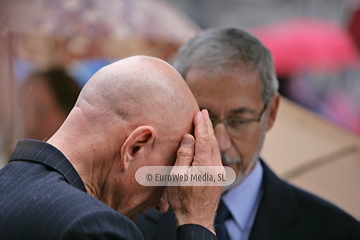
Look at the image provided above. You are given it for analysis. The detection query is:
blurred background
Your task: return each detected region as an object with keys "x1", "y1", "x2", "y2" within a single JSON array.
[{"x1": 0, "y1": 0, "x2": 359, "y2": 219}]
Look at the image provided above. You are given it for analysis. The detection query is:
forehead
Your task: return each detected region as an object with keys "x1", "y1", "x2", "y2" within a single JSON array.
[{"x1": 185, "y1": 67, "x2": 263, "y2": 115}]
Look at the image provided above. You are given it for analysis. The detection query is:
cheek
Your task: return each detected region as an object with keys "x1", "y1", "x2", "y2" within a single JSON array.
[
  {"x1": 233, "y1": 128, "x2": 265, "y2": 159},
  {"x1": 155, "y1": 144, "x2": 178, "y2": 167}
]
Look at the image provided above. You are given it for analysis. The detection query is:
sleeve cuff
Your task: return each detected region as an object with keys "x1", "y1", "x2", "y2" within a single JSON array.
[{"x1": 177, "y1": 224, "x2": 217, "y2": 240}]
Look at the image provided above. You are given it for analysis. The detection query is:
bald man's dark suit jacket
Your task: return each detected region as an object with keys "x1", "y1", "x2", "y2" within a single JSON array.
[
  {"x1": 0, "y1": 140, "x2": 216, "y2": 240},
  {"x1": 135, "y1": 160, "x2": 360, "y2": 240}
]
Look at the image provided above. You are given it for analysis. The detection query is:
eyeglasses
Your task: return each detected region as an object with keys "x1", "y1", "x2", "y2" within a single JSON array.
[{"x1": 210, "y1": 103, "x2": 268, "y2": 137}]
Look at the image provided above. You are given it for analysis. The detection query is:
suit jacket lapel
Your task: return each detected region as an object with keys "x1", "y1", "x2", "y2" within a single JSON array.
[{"x1": 249, "y1": 160, "x2": 303, "y2": 240}]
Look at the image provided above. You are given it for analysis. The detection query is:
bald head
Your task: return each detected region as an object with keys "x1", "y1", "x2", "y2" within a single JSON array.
[
  {"x1": 48, "y1": 56, "x2": 199, "y2": 215},
  {"x1": 76, "y1": 56, "x2": 198, "y2": 135}
]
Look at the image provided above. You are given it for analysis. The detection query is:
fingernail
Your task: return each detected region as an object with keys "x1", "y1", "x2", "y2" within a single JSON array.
[
  {"x1": 202, "y1": 109, "x2": 209, "y2": 120},
  {"x1": 199, "y1": 111, "x2": 204, "y2": 120},
  {"x1": 181, "y1": 135, "x2": 194, "y2": 146}
]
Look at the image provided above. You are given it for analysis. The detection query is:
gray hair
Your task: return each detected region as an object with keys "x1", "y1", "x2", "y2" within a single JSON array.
[{"x1": 173, "y1": 28, "x2": 279, "y2": 104}]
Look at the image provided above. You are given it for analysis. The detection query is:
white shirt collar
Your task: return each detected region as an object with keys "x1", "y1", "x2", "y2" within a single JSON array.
[{"x1": 222, "y1": 161, "x2": 263, "y2": 230}]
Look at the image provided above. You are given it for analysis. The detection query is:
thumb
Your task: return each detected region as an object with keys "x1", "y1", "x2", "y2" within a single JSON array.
[{"x1": 174, "y1": 134, "x2": 195, "y2": 166}]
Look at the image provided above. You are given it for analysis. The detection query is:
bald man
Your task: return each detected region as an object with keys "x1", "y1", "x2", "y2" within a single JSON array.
[{"x1": 0, "y1": 56, "x2": 222, "y2": 239}]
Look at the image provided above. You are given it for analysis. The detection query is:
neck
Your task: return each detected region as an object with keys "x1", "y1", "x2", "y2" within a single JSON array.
[{"x1": 47, "y1": 115, "x2": 114, "y2": 200}]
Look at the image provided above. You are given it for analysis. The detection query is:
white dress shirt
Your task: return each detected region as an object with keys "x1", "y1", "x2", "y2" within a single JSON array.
[{"x1": 222, "y1": 161, "x2": 264, "y2": 240}]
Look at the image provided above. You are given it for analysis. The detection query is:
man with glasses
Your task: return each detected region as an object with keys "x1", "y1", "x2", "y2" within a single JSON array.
[{"x1": 136, "y1": 28, "x2": 360, "y2": 240}]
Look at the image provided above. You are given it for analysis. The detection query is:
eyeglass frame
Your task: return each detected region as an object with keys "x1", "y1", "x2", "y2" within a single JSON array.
[{"x1": 209, "y1": 103, "x2": 269, "y2": 135}]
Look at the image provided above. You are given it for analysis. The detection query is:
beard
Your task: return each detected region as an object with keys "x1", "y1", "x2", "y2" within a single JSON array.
[
  {"x1": 221, "y1": 153, "x2": 259, "y2": 194},
  {"x1": 221, "y1": 153, "x2": 242, "y2": 165}
]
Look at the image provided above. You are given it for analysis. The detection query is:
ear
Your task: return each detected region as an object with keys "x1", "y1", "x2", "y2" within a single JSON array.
[
  {"x1": 266, "y1": 93, "x2": 280, "y2": 131},
  {"x1": 120, "y1": 126, "x2": 156, "y2": 172}
]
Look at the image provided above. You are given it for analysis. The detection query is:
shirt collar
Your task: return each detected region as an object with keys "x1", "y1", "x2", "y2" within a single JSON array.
[
  {"x1": 222, "y1": 160, "x2": 263, "y2": 230},
  {"x1": 9, "y1": 139, "x2": 86, "y2": 192}
]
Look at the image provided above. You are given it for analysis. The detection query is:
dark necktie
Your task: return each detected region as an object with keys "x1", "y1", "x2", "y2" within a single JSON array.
[{"x1": 215, "y1": 200, "x2": 231, "y2": 240}]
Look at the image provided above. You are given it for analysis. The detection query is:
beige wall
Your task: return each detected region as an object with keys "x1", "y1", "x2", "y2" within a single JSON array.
[{"x1": 262, "y1": 97, "x2": 360, "y2": 219}]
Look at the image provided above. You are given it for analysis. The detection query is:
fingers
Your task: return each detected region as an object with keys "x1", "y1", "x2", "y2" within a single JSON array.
[
  {"x1": 174, "y1": 134, "x2": 195, "y2": 166},
  {"x1": 168, "y1": 110, "x2": 222, "y2": 233},
  {"x1": 177, "y1": 110, "x2": 220, "y2": 168},
  {"x1": 202, "y1": 110, "x2": 213, "y2": 136},
  {"x1": 193, "y1": 111, "x2": 212, "y2": 166},
  {"x1": 194, "y1": 110, "x2": 221, "y2": 166},
  {"x1": 202, "y1": 110, "x2": 221, "y2": 164}
]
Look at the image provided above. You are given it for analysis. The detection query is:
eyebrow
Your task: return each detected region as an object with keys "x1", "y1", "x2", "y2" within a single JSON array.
[{"x1": 229, "y1": 108, "x2": 257, "y2": 115}]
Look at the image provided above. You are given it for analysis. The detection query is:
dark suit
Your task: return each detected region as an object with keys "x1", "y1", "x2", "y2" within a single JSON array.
[
  {"x1": 136, "y1": 160, "x2": 360, "y2": 240},
  {"x1": 0, "y1": 140, "x2": 217, "y2": 240}
]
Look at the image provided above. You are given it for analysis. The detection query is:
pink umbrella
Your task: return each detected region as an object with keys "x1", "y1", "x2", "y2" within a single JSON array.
[{"x1": 250, "y1": 18, "x2": 360, "y2": 76}]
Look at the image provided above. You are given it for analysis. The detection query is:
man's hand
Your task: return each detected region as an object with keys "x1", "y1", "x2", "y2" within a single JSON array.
[{"x1": 167, "y1": 109, "x2": 222, "y2": 234}]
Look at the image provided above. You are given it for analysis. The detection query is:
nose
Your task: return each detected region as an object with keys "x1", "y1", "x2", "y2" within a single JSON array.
[
  {"x1": 154, "y1": 190, "x2": 169, "y2": 213},
  {"x1": 214, "y1": 123, "x2": 232, "y2": 153}
]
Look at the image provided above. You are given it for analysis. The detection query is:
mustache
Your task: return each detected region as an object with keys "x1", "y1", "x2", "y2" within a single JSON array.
[{"x1": 221, "y1": 154, "x2": 242, "y2": 165}]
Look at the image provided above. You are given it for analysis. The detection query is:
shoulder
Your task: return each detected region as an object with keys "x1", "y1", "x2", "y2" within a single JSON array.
[
  {"x1": 261, "y1": 161, "x2": 359, "y2": 239},
  {"x1": 261, "y1": 160, "x2": 356, "y2": 221},
  {"x1": 288, "y1": 182, "x2": 357, "y2": 224},
  {"x1": 46, "y1": 184, "x2": 143, "y2": 238},
  {"x1": 36, "y1": 182, "x2": 144, "y2": 239},
  {"x1": 50, "y1": 184, "x2": 144, "y2": 239},
  {"x1": 0, "y1": 163, "x2": 142, "y2": 240},
  {"x1": 59, "y1": 207, "x2": 143, "y2": 240},
  {"x1": 286, "y1": 183, "x2": 360, "y2": 239}
]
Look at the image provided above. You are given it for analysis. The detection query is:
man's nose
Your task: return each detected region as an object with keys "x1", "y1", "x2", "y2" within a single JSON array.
[
  {"x1": 154, "y1": 191, "x2": 169, "y2": 213},
  {"x1": 214, "y1": 123, "x2": 232, "y2": 152}
]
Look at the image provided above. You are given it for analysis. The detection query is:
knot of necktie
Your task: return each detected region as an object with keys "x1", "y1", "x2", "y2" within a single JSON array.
[{"x1": 215, "y1": 200, "x2": 231, "y2": 223}]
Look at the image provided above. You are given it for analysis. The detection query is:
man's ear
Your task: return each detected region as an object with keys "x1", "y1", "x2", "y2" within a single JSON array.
[
  {"x1": 120, "y1": 126, "x2": 156, "y2": 172},
  {"x1": 266, "y1": 93, "x2": 280, "y2": 131}
]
